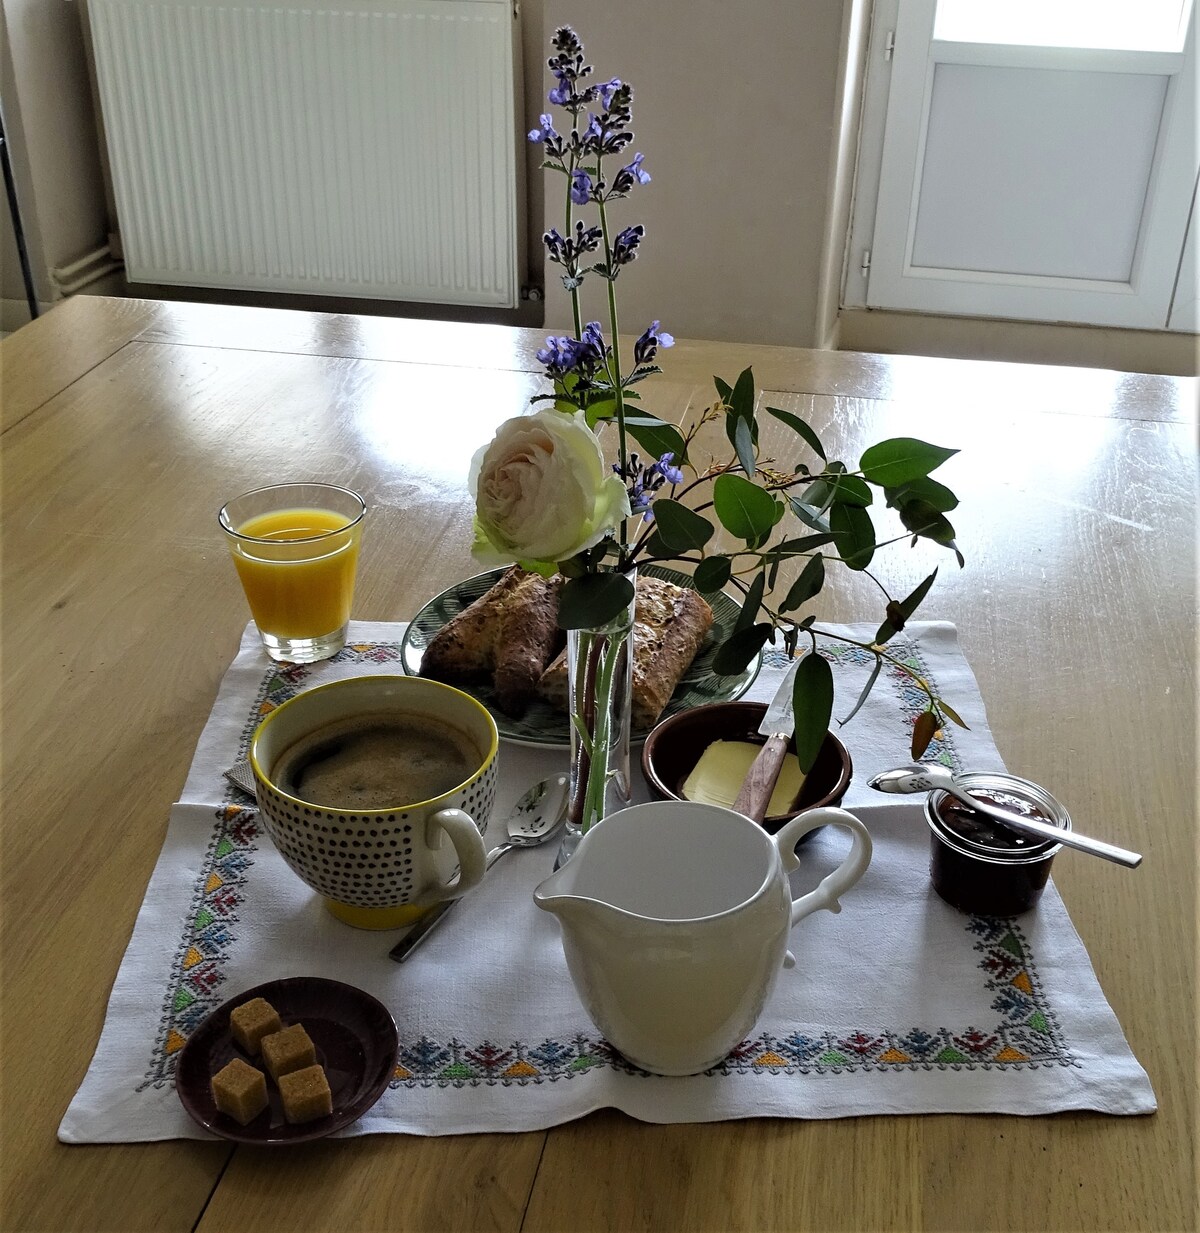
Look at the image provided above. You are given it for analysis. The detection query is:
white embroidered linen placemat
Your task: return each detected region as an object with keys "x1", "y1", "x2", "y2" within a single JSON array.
[{"x1": 59, "y1": 621, "x2": 1155, "y2": 1141}]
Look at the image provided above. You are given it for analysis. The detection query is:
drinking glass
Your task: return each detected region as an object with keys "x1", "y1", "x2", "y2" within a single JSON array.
[{"x1": 219, "y1": 482, "x2": 366, "y2": 663}]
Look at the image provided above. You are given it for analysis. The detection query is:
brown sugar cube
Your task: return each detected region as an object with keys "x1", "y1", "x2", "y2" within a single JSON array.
[
  {"x1": 210, "y1": 1057, "x2": 268, "y2": 1126},
  {"x1": 229, "y1": 997, "x2": 282, "y2": 1056},
  {"x1": 260, "y1": 1022, "x2": 317, "y2": 1081},
  {"x1": 277, "y1": 1064, "x2": 333, "y2": 1124}
]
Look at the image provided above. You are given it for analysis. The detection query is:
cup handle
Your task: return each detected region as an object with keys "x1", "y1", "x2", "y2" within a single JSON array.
[
  {"x1": 420, "y1": 808, "x2": 488, "y2": 902},
  {"x1": 772, "y1": 806, "x2": 873, "y2": 927}
]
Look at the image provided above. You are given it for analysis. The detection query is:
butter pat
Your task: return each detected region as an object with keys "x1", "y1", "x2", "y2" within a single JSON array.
[{"x1": 681, "y1": 740, "x2": 806, "y2": 817}]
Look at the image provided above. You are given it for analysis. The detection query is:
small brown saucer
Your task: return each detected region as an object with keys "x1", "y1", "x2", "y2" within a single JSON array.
[
  {"x1": 641, "y1": 700, "x2": 853, "y2": 837},
  {"x1": 176, "y1": 976, "x2": 397, "y2": 1145}
]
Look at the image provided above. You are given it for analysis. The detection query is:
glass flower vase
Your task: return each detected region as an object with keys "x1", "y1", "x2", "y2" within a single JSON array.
[{"x1": 556, "y1": 569, "x2": 636, "y2": 867}]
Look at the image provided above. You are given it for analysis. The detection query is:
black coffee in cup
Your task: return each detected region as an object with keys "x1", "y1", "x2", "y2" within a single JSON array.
[{"x1": 271, "y1": 712, "x2": 478, "y2": 810}]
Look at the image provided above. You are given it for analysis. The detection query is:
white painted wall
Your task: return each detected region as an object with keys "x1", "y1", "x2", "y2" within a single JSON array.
[
  {"x1": 1, "y1": 0, "x2": 109, "y2": 302},
  {"x1": 537, "y1": 1, "x2": 853, "y2": 348}
]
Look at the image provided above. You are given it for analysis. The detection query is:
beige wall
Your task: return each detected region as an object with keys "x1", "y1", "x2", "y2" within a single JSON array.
[
  {"x1": 536, "y1": 2, "x2": 851, "y2": 349},
  {"x1": 1, "y1": 0, "x2": 108, "y2": 305}
]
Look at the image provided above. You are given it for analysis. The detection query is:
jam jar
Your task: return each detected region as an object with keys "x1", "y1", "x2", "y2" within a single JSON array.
[{"x1": 924, "y1": 771, "x2": 1072, "y2": 915}]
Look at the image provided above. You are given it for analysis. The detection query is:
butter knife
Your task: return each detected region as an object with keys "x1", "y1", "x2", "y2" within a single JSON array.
[{"x1": 732, "y1": 659, "x2": 801, "y2": 824}]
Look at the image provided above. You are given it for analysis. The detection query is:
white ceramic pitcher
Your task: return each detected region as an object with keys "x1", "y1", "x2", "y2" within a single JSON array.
[{"x1": 533, "y1": 800, "x2": 873, "y2": 1076}]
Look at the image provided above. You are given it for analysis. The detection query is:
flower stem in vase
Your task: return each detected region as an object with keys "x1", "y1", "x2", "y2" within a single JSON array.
[{"x1": 557, "y1": 572, "x2": 636, "y2": 867}]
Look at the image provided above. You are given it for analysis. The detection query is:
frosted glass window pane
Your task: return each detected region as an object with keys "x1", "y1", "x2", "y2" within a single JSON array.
[
  {"x1": 910, "y1": 64, "x2": 1167, "y2": 281},
  {"x1": 934, "y1": 0, "x2": 1191, "y2": 53}
]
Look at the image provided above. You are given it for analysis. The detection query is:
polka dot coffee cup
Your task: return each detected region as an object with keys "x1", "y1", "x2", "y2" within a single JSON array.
[{"x1": 249, "y1": 675, "x2": 497, "y2": 929}]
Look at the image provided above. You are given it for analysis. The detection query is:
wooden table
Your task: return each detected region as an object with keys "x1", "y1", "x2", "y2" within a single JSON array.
[{"x1": 1, "y1": 296, "x2": 1194, "y2": 1232}]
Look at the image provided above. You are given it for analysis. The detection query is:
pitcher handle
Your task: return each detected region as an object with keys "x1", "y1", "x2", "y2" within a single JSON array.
[
  {"x1": 773, "y1": 806, "x2": 873, "y2": 926},
  {"x1": 417, "y1": 807, "x2": 488, "y2": 903}
]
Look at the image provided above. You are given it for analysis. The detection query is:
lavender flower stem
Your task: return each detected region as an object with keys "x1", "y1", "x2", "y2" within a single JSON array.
[{"x1": 596, "y1": 185, "x2": 629, "y2": 555}]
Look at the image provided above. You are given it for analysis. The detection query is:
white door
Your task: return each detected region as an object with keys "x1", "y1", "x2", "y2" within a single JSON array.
[{"x1": 856, "y1": 0, "x2": 1197, "y2": 330}]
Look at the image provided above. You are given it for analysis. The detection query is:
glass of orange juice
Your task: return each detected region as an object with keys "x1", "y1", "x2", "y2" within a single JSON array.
[{"x1": 219, "y1": 483, "x2": 367, "y2": 663}]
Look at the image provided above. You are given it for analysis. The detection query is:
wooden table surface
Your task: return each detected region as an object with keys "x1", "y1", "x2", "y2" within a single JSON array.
[{"x1": 1, "y1": 296, "x2": 1195, "y2": 1233}]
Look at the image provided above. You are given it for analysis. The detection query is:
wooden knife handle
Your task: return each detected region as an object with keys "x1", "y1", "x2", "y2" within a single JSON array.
[{"x1": 732, "y1": 733, "x2": 791, "y2": 824}]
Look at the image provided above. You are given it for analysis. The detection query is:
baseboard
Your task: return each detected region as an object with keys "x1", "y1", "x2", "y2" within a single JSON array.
[{"x1": 837, "y1": 308, "x2": 1199, "y2": 378}]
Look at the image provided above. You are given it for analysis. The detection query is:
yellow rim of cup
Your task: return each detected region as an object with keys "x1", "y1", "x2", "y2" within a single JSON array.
[{"x1": 248, "y1": 675, "x2": 500, "y2": 814}]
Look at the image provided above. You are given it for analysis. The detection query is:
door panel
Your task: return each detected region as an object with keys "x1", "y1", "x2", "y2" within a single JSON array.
[{"x1": 864, "y1": 0, "x2": 1197, "y2": 328}]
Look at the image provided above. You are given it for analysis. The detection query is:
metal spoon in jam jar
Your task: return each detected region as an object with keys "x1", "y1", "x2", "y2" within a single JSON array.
[{"x1": 868, "y1": 764, "x2": 1143, "y2": 868}]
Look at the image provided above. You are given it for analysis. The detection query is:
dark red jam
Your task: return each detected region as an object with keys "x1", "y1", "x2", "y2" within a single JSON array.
[
  {"x1": 926, "y1": 776, "x2": 1069, "y2": 917},
  {"x1": 935, "y1": 790, "x2": 1054, "y2": 852}
]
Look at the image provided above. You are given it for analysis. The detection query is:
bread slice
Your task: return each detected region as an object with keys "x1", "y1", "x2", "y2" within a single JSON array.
[
  {"x1": 538, "y1": 576, "x2": 713, "y2": 729},
  {"x1": 420, "y1": 567, "x2": 564, "y2": 717}
]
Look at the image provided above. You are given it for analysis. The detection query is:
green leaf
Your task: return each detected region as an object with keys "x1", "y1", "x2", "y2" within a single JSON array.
[
  {"x1": 728, "y1": 367, "x2": 755, "y2": 422},
  {"x1": 793, "y1": 651, "x2": 834, "y2": 773},
  {"x1": 557, "y1": 573, "x2": 635, "y2": 630},
  {"x1": 767, "y1": 533, "x2": 838, "y2": 558},
  {"x1": 838, "y1": 656, "x2": 883, "y2": 727},
  {"x1": 898, "y1": 499, "x2": 959, "y2": 550},
  {"x1": 830, "y1": 503, "x2": 876, "y2": 570},
  {"x1": 884, "y1": 475, "x2": 959, "y2": 513},
  {"x1": 937, "y1": 698, "x2": 970, "y2": 730},
  {"x1": 712, "y1": 623, "x2": 773, "y2": 675},
  {"x1": 651, "y1": 499, "x2": 715, "y2": 552},
  {"x1": 640, "y1": 530, "x2": 673, "y2": 559},
  {"x1": 713, "y1": 375, "x2": 733, "y2": 403},
  {"x1": 860, "y1": 438, "x2": 959, "y2": 488},
  {"x1": 779, "y1": 554, "x2": 825, "y2": 613},
  {"x1": 787, "y1": 496, "x2": 831, "y2": 534},
  {"x1": 911, "y1": 709, "x2": 939, "y2": 759},
  {"x1": 582, "y1": 394, "x2": 619, "y2": 428},
  {"x1": 624, "y1": 414, "x2": 688, "y2": 467},
  {"x1": 875, "y1": 569, "x2": 939, "y2": 643},
  {"x1": 713, "y1": 473, "x2": 780, "y2": 543},
  {"x1": 733, "y1": 571, "x2": 767, "y2": 633},
  {"x1": 827, "y1": 473, "x2": 873, "y2": 507},
  {"x1": 693, "y1": 556, "x2": 732, "y2": 592},
  {"x1": 723, "y1": 368, "x2": 758, "y2": 458},
  {"x1": 734, "y1": 416, "x2": 756, "y2": 477},
  {"x1": 766, "y1": 406, "x2": 826, "y2": 460}
]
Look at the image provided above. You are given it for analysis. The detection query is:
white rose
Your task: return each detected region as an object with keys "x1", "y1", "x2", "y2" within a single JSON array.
[{"x1": 469, "y1": 410, "x2": 630, "y2": 566}]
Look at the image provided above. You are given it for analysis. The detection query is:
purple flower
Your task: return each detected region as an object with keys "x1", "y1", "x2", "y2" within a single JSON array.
[
  {"x1": 610, "y1": 224, "x2": 645, "y2": 267},
  {"x1": 634, "y1": 320, "x2": 674, "y2": 365},
  {"x1": 658, "y1": 452, "x2": 684, "y2": 485},
  {"x1": 542, "y1": 222, "x2": 603, "y2": 269},
  {"x1": 625, "y1": 152, "x2": 650, "y2": 184},
  {"x1": 536, "y1": 323, "x2": 608, "y2": 380},
  {"x1": 578, "y1": 321, "x2": 607, "y2": 365},
  {"x1": 570, "y1": 168, "x2": 593, "y2": 205},
  {"x1": 536, "y1": 335, "x2": 584, "y2": 377},
  {"x1": 548, "y1": 73, "x2": 572, "y2": 106},
  {"x1": 528, "y1": 113, "x2": 554, "y2": 144},
  {"x1": 597, "y1": 77, "x2": 622, "y2": 108},
  {"x1": 610, "y1": 152, "x2": 650, "y2": 195}
]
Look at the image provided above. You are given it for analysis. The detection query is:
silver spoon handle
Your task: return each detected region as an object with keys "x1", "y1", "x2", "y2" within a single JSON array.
[
  {"x1": 388, "y1": 843, "x2": 513, "y2": 962},
  {"x1": 946, "y1": 787, "x2": 1143, "y2": 868}
]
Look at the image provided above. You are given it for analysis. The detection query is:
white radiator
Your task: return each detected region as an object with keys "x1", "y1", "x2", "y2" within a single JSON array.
[{"x1": 88, "y1": 0, "x2": 522, "y2": 307}]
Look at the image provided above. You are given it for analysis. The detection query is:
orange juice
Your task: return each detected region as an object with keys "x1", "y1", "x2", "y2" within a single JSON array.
[{"x1": 229, "y1": 507, "x2": 361, "y2": 638}]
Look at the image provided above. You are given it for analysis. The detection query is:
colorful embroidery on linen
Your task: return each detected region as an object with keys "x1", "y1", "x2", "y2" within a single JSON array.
[
  {"x1": 386, "y1": 914, "x2": 1074, "y2": 1087},
  {"x1": 146, "y1": 636, "x2": 1069, "y2": 1090},
  {"x1": 141, "y1": 642, "x2": 405, "y2": 1088}
]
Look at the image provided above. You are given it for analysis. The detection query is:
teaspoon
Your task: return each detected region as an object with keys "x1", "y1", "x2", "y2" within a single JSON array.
[{"x1": 867, "y1": 763, "x2": 1142, "y2": 868}]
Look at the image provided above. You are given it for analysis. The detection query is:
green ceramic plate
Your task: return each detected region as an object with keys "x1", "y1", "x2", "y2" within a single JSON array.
[{"x1": 401, "y1": 565, "x2": 762, "y2": 748}]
